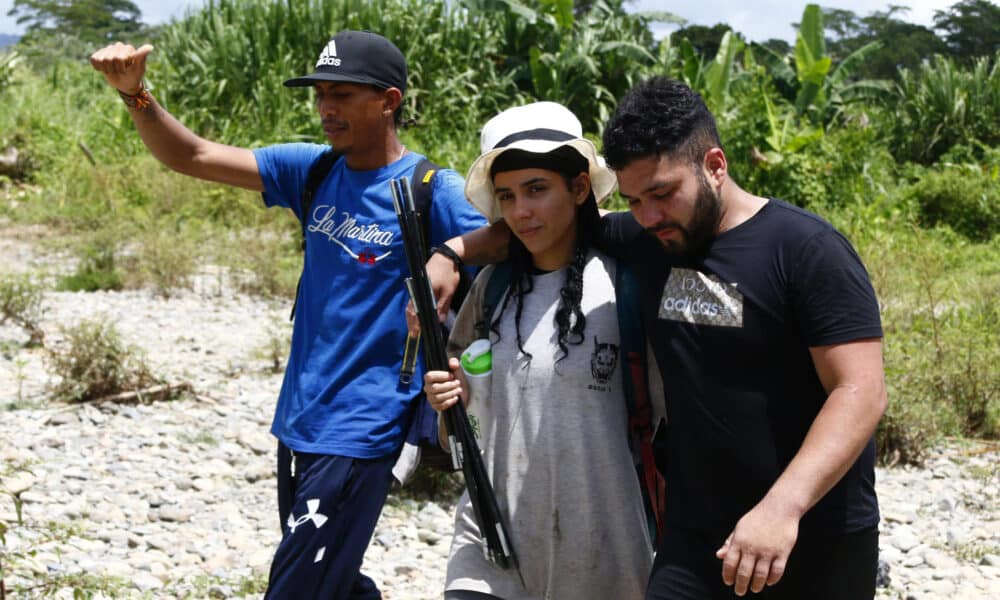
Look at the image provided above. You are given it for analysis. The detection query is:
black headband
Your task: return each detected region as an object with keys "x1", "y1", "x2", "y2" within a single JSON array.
[
  {"x1": 489, "y1": 146, "x2": 589, "y2": 180},
  {"x1": 491, "y1": 128, "x2": 577, "y2": 150}
]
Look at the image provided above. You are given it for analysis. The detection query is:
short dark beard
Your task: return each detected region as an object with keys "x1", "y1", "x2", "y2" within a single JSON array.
[{"x1": 648, "y1": 171, "x2": 721, "y2": 259}]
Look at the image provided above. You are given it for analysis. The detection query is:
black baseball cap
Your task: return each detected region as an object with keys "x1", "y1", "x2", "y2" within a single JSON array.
[{"x1": 284, "y1": 30, "x2": 407, "y2": 93}]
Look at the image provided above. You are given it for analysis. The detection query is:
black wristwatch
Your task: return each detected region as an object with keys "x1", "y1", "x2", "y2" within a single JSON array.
[{"x1": 430, "y1": 245, "x2": 464, "y2": 270}]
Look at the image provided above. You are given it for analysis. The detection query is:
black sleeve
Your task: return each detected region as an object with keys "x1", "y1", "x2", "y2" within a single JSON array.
[
  {"x1": 790, "y1": 229, "x2": 883, "y2": 347},
  {"x1": 597, "y1": 211, "x2": 645, "y2": 260}
]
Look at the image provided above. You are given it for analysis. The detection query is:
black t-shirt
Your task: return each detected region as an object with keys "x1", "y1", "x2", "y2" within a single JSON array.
[{"x1": 600, "y1": 199, "x2": 883, "y2": 541}]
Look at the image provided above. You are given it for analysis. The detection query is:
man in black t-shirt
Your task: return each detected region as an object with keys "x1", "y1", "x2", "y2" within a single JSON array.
[
  {"x1": 598, "y1": 77, "x2": 887, "y2": 599},
  {"x1": 424, "y1": 78, "x2": 888, "y2": 599}
]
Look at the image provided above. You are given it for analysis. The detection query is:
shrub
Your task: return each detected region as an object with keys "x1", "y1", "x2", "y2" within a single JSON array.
[
  {"x1": 886, "y1": 52, "x2": 1000, "y2": 164},
  {"x1": 152, "y1": 0, "x2": 525, "y2": 150},
  {"x1": 904, "y1": 164, "x2": 1000, "y2": 242},
  {"x1": 849, "y1": 220, "x2": 1000, "y2": 465},
  {"x1": 0, "y1": 274, "x2": 45, "y2": 346},
  {"x1": 734, "y1": 123, "x2": 897, "y2": 212},
  {"x1": 47, "y1": 319, "x2": 160, "y2": 403},
  {"x1": 253, "y1": 313, "x2": 291, "y2": 374},
  {"x1": 876, "y1": 400, "x2": 936, "y2": 466},
  {"x1": 0, "y1": 49, "x2": 20, "y2": 94},
  {"x1": 58, "y1": 241, "x2": 123, "y2": 292},
  {"x1": 132, "y1": 228, "x2": 198, "y2": 298},
  {"x1": 720, "y1": 69, "x2": 899, "y2": 212},
  {"x1": 222, "y1": 227, "x2": 301, "y2": 299},
  {"x1": 390, "y1": 464, "x2": 464, "y2": 502}
]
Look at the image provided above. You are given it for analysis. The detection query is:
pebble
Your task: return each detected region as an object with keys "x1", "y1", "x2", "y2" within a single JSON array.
[{"x1": 1, "y1": 232, "x2": 998, "y2": 599}]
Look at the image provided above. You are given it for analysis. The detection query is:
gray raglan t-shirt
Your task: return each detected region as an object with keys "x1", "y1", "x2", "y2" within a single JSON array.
[{"x1": 444, "y1": 251, "x2": 652, "y2": 600}]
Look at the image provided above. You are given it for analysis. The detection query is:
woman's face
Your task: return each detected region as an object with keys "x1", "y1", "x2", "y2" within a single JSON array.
[{"x1": 493, "y1": 168, "x2": 589, "y2": 270}]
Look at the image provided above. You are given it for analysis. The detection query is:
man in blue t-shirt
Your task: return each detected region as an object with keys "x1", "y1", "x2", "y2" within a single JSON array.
[
  {"x1": 91, "y1": 31, "x2": 486, "y2": 599},
  {"x1": 427, "y1": 77, "x2": 888, "y2": 600}
]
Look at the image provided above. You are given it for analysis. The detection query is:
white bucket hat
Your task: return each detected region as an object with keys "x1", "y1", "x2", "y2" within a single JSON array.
[{"x1": 464, "y1": 101, "x2": 618, "y2": 223}]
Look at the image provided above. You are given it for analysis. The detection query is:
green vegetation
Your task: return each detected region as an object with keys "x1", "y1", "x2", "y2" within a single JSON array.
[
  {"x1": 46, "y1": 318, "x2": 160, "y2": 403},
  {"x1": 1, "y1": 0, "x2": 995, "y2": 461},
  {"x1": 0, "y1": 0, "x2": 996, "y2": 594},
  {"x1": 0, "y1": 50, "x2": 19, "y2": 92},
  {"x1": 0, "y1": 274, "x2": 45, "y2": 346},
  {"x1": 0, "y1": 0, "x2": 996, "y2": 474},
  {"x1": 889, "y1": 53, "x2": 1000, "y2": 164},
  {"x1": 252, "y1": 312, "x2": 292, "y2": 374},
  {"x1": 1, "y1": 511, "x2": 129, "y2": 598}
]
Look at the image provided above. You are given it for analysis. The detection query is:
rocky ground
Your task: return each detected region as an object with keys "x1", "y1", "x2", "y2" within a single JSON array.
[{"x1": 0, "y1": 225, "x2": 998, "y2": 599}]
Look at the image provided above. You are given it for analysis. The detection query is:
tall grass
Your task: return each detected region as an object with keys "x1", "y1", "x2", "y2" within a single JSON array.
[
  {"x1": 151, "y1": 0, "x2": 528, "y2": 165},
  {"x1": 888, "y1": 52, "x2": 1000, "y2": 164},
  {"x1": 148, "y1": 0, "x2": 661, "y2": 164},
  {"x1": 834, "y1": 205, "x2": 1000, "y2": 465}
]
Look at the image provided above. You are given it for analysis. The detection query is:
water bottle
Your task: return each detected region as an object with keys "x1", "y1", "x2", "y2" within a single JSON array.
[{"x1": 460, "y1": 338, "x2": 492, "y2": 405}]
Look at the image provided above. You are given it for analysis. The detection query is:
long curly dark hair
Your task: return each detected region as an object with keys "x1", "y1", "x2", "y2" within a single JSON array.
[{"x1": 489, "y1": 152, "x2": 602, "y2": 363}]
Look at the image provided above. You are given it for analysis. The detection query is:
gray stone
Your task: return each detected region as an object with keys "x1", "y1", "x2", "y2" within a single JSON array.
[
  {"x1": 157, "y1": 506, "x2": 193, "y2": 523},
  {"x1": 902, "y1": 553, "x2": 925, "y2": 567},
  {"x1": 120, "y1": 406, "x2": 141, "y2": 419},
  {"x1": 208, "y1": 585, "x2": 234, "y2": 599},
  {"x1": 921, "y1": 579, "x2": 955, "y2": 595},
  {"x1": 931, "y1": 568, "x2": 961, "y2": 580},
  {"x1": 102, "y1": 559, "x2": 132, "y2": 578},
  {"x1": 924, "y1": 549, "x2": 960, "y2": 569},
  {"x1": 889, "y1": 525, "x2": 922, "y2": 553},
  {"x1": 191, "y1": 477, "x2": 216, "y2": 493},
  {"x1": 945, "y1": 527, "x2": 969, "y2": 548},
  {"x1": 132, "y1": 572, "x2": 164, "y2": 591},
  {"x1": 417, "y1": 529, "x2": 443, "y2": 545},
  {"x1": 879, "y1": 545, "x2": 904, "y2": 565},
  {"x1": 1, "y1": 473, "x2": 36, "y2": 495},
  {"x1": 882, "y1": 509, "x2": 917, "y2": 524},
  {"x1": 376, "y1": 530, "x2": 399, "y2": 548},
  {"x1": 876, "y1": 559, "x2": 891, "y2": 588},
  {"x1": 47, "y1": 411, "x2": 79, "y2": 426},
  {"x1": 237, "y1": 431, "x2": 273, "y2": 455},
  {"x1": 145, "y1": 535, "x2": 175, "y2": 552},
  {"x1": 394, "y1": 562, "x2": 420, "y2": 576},
  {"x1": 244, "y1": 463, "x2": 273, "y2": 483}
]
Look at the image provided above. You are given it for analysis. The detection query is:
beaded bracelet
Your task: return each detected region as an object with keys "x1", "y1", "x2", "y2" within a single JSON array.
[{"x1": 117, "y1": 81, "x2": 152, "y2": 110}]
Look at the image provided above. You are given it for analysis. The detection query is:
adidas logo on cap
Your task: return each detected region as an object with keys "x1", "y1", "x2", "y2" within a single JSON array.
[
  {"x1": 283, "y1": 30, "x2": 406, "y2": 91},
  {"x1": 316, "y1": 40, "x2": 341, "y2": 68}
]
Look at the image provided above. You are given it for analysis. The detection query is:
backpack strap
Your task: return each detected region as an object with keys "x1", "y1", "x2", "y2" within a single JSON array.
[
  {"x1": 616, "y1": 259, "x2": 666, "y2": 546},
  {"x1": 409, "y1": 158, "x2": 438, "y2": 253},
  {"x1": 290, "y1": 153, "x2": 443, "y2": 323},
  {"x1": 302, "y1": 150, "x2": 343, "y2": 240},
  {"x1": 290, "y1": 149, "x2": 342, "y2": 321},
  {"x1": 476, "y1": 261, "x2": 513, "y2": 340}
]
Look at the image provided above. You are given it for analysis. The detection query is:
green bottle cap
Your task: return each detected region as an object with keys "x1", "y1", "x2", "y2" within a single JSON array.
[{"x1": 460, "y1": 339, "x2": 492, "y2": 375}]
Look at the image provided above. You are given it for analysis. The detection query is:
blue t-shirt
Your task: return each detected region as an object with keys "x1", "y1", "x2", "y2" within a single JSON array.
[{"x1": 253, "y1": 143, "x2": 487, "y2": 457}]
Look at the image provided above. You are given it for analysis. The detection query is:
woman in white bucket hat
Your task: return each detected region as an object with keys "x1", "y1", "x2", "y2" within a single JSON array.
[{"x1": 424, "y1": 101, "x2": 656, "y2": 600}]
